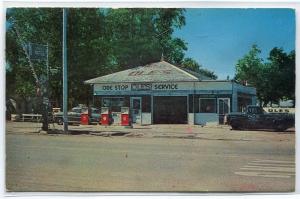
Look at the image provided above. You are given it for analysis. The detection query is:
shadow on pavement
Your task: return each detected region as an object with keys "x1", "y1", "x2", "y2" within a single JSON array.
[
  {"x1": 230, "y1": 128, "x2": 295, "y2": 134},
  {"x1": 47, "y1": 129, "x2": 130, "y2": 137}
]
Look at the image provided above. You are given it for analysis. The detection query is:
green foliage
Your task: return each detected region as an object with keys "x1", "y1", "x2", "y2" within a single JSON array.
[
  {"x1": 266, "y1": 48, "x2": 295, "y2": 103},
  {"x1": 6, "y1": 8, "x2": 62, "y2": 104},
  {"x1": 15, "y1": 78, "x2": 35, "y2": 99},
  {"x1": 181, "y1": 57, "x2": 217, "y2": 80},
  {"x1": 234, "y1": 45, "x2": 295, "y2": 105},
  {"x1": 198, "y1": 68, "x2": 218, "y2": 80},
  {"x1": 181, "y1": 57, "x2": 200, "y2": 72},
  {"x1": 235, "y1": 45, "x2": 265, "y2": 84},
  {"x1": 104, "y1": 8, "x2": 187, "y2": 68},
  {"x1": 6, "y1": 8, "x2": 217, "y2": 107}
]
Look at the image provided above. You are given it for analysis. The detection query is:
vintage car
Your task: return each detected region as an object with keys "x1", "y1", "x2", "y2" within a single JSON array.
[
  {"x1": 54, "y1": 107, "x2": 101, "y2": 125},
  {"x1": 227, "y1": 105, "x2": 294, "y2": 131},
  {"x1": 89, "y1": 107, "x2": 101, "y2": 124}
]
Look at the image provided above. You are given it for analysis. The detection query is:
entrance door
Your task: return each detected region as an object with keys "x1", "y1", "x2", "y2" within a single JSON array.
[
  {"x1": 218, "y1": 98, "x2": 230, "y2": 124},
  {"x1": 130, "y1": 97, "x2": 142, "y2": 124}
]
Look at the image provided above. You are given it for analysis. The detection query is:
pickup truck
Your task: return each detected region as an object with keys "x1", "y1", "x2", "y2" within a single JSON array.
[{"x1": 227, "y1": 105, "x2": 294, "y2": 131}]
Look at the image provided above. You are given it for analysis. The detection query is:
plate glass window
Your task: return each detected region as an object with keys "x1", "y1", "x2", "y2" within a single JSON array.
[
  {"x1": 102, "y1": 97, "x2": 124, "y2": 112},
  {"x1": 199, "y1": 98, "x2": 216, "y2": 113}
]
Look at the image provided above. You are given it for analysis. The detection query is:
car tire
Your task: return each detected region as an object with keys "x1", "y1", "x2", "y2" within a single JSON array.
[
  {"x1": 231, "y1": 121, "x2": 241, "y2": 130},
  {"x1": 231, "y1": 125, "x2": 239, "y2": 130},
  {"x1": 275, "y1": 125, "x2": 287, "y2": 132},
  {"x1": 274, "y1": 120, "x2": 288, "y2": 132}
]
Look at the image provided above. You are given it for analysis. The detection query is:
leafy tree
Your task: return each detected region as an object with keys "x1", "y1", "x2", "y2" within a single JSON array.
[
  {"x1": 235, "y1": 45, "x2": 264, "y2": 84},
  {"x1": 67, "y1": 9, "x2": 109, "y2": 107},
  {"x1": 235, "y1": 45, "x2": 267, "y2": 104},
  {"x1": 6, "y1": 8, "x2": 218, "y2": 109},
  {"x1": 198, "y1": 68, "x2": 218, "y2": 80},
  {"x1": 6, "y1": 8, "x2": 63, "y2": 107},
  {"x1": 235, "y1": 45, "x2": 295, "y2": 106},
  {"x1": 6, "y1": 8, "x2": 112, "y2": 108},
  {"x1": 266, "y1": 48, "x2": 295, "y2": 103},
  {"x1": 104, "y1": 8, "x2": 187, "y2": 68},
  {"x1": 181, "y1": 57, "x2": 217, "y2": 79}
]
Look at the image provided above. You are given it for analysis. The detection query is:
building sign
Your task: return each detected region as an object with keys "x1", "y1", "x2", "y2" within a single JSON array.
[
  {"x1": 94, "y1": 82, "x2": 235, "y2": 93},
  {"x1": 26, "y1": 43, "x2": 47, "y2": 61},
  {"x1": 263, "y1": 107, "x2": 295, "y2": 114},
  {"x1": 131, "y1": 83, "x2": 152, "y2": 91},
  {"x1": 100, "y1": 84, "x2": 130, "y2": 91},
  {"x1": 94, "y1": 82, "x2": 195, "y2": 93},
  {"x1": 153, "y1": 83, "x2": 178, "y2": 90}
]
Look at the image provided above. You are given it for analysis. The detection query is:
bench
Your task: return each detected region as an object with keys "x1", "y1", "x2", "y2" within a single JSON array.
[{"x1": 21, "y1": 114, "x2": 42, "y2": 122}]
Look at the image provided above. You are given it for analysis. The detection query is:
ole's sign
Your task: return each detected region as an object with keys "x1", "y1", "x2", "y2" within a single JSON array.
[
  {"x1": 263, "y1": 107, "x2": 295, "y2": 114},
  {"x1": 94, "y1": 82, "x2": 232, "y2": 93}
]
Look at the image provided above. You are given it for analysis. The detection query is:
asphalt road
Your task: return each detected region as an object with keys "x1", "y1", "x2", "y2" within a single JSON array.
[{"x1": 6, "y1": 122, "x2": 295, "y2": 192}]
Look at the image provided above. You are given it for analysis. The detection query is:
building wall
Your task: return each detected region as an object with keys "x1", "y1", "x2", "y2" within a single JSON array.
[
  {"x1": 92, "y1": 81, "x2": 257, "y2": 125},
  {"x1": 142, "y1": 113, "x2": 152, "y2": 125},
  {"x1": 233, "y1": 83, "x2": 257, "y2": 112},
  {"x1": 195, "y1": 113, "x2": 219, "y2": 126},
  {"x1": 188, "y1": 113, "x2": 194, "y2": 125}
]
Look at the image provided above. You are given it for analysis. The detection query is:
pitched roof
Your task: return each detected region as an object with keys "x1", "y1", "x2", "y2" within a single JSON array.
[{"x1": 85, "y1": 61, "x2": 212, "y2": 84}]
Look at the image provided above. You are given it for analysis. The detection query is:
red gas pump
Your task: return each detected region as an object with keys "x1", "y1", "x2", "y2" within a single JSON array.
[
  {"x1": 121, "y1": 107, "x2": 130, "y2": 126},
  {"x1": 80, "y1": 108, "x2": 89, "y2": 125},
  {"x1": 101, "y1": 107, "x2": 110, "y2": 125},
  {"x1": 80, "y1": 114, "x2": 89, "y2": 125}
]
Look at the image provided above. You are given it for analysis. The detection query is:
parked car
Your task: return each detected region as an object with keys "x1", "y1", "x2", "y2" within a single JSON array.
[
  {"x1": 227, "y1": 105, "x2": 294, "y2": 131},
  {"x1": 54, "y1": 107, "x2": 84, "y2": 125},
  {"x1": 89, "y1": 107, "x2": 101, "y2": 124},
  {"x1": 54, "y1": 106, "x2": 101, "y2": 125}
]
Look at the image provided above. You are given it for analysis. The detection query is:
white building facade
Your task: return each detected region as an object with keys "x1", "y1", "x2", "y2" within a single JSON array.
[{"x1": 85, "y1": 61, "x2": 256, "y2": 125}]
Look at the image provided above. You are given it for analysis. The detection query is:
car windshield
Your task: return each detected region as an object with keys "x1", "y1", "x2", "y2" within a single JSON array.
[{"x1": 248, "y1": 107, "x2": 264, "y2": 114}]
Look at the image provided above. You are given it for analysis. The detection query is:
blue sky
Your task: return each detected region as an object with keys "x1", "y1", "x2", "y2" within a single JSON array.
[{"x1": 174, "y1": 8, "x2": 295, "y2": 80}]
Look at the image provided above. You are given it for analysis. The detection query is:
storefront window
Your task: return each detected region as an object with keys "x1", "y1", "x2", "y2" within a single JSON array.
[
  {"x1": 102, "y1": 97, "x2": 124, "y2": 112},
  {"x1": 199, "y1": 98, "x2": 216, "y2": 113}
]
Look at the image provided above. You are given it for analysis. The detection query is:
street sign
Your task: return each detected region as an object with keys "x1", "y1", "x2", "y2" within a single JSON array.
[{"x1": 27, "y1": 43, "x2": 47, "y2": 61}]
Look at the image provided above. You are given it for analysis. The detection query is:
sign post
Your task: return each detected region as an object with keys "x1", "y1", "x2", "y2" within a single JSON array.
[{"x1": 27, "y1": 43, "x2": 49, "y2": 131}]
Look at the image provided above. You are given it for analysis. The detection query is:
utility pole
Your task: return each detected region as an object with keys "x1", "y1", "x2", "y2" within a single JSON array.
[{"x1": 63, "y1": 8, "x2": 68, "y2": 133}]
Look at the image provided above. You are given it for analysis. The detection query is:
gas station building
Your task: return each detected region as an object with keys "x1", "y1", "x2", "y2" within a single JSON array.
[{"x1": 85, "y1": 61, "x2": 256, "y2": 125}]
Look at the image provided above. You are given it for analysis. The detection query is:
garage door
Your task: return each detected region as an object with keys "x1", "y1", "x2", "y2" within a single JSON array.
[{"x1": 153, "y1": 96, "x2": 187, "y2": 124}]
